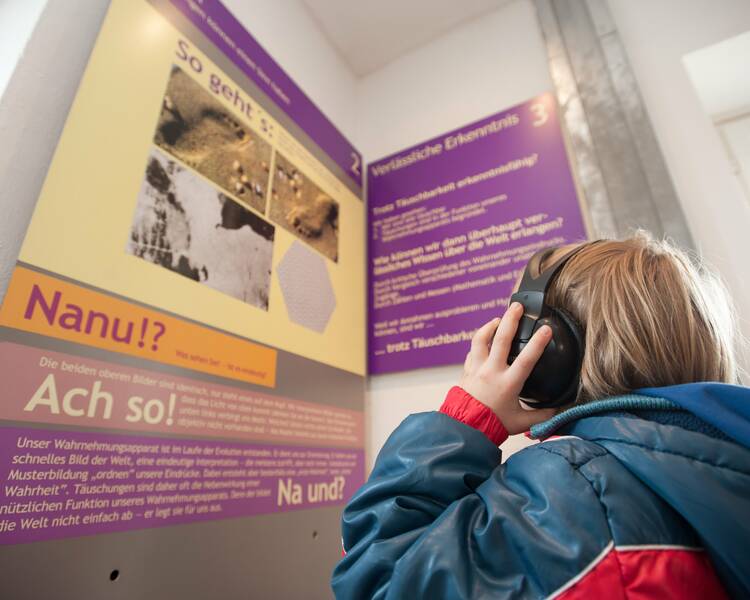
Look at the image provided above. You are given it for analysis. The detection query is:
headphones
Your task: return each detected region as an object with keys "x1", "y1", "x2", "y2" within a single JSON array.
[{"x1": 507, "y1": 243, "x2": 593, "y2": 408}]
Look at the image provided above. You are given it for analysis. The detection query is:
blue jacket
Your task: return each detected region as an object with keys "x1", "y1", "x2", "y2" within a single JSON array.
[{"x1": 332, "y1": 383, "x2": 750, "y2": 599}]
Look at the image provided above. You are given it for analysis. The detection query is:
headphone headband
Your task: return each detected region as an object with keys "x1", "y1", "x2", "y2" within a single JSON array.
[
  {"x1": 508, "y1": 240, "x2": 598, "y2": 408},
  {"x1": 517, "y1": 243, "x2": 591, "y2": 294},
  {"x1": 512, "y1": 243, "x2": 591, "y2": 342}
]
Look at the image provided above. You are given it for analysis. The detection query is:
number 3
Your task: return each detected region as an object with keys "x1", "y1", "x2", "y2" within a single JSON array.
[{"x1": 530, "y1": 103, "x2": 549, "y2": 127}]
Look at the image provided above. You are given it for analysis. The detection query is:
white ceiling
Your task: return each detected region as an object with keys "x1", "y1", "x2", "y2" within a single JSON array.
[
  {"x1": 301, "y1": 0, "x2": 509, "y2": 77},
  {"x1": 683, "y1": 30, "x2": 750, "y2": 119}
]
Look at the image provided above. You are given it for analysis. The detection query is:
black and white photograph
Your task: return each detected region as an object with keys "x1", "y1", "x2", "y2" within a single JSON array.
[{"x1": 128, "y1": 147, "x2": 275, "y2": 310}]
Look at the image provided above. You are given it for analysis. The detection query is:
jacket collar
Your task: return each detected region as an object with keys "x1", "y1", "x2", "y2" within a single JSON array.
[
  {"x1": 530, "y1": 383, "x2": 750, "y2": 448},
  {"x1": 529, "y1": 394, "x2": 677, "y2": 440}
]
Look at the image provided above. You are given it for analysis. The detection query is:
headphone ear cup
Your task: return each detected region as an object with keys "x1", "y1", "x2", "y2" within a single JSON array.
[
  {"x1": 555, "y1": 307, "x2": 585, "y2": 404},
  {"x1": 518, "y1": 308, "x2": 584, "y2": 408}
]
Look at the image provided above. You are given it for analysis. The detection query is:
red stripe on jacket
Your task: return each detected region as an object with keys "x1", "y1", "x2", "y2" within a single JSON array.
[{"x1": 556, "y1": 547, "x2": 727, "y2": 599}]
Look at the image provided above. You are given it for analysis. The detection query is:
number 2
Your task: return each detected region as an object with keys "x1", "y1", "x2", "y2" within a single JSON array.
[{"x1": 350, "y1": 152, "x2": 361, "y2": 176}]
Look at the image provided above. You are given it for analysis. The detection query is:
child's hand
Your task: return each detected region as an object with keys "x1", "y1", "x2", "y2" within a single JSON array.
[{"x1": 460, "y1": 303, "x2": 556, "y2": 434}]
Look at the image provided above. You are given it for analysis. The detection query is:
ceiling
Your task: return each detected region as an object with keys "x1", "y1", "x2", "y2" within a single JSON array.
[
  {"x1": 300, "y1": 0, "x2": 508, "y2": 77},
  {"x1": 683, "y1": 30, "x2": 750, "y2": 119}
]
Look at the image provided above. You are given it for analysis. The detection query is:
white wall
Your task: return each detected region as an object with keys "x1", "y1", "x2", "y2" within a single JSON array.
[
  {"x1": 0, "y1": 0, "x2": 111, "y2": 300},
  {"x1": 607, "y1": 0, "x2": 750, "y2": 374},
  {"x1": 357, "y1": 0, "x2": 552, "y2": 468},
  {"x1": 0, "y1": 0, "x2": 48, "y2": 99},
  {"x1": 682, "y1": 30, "x2": 750, "y2": 118}
]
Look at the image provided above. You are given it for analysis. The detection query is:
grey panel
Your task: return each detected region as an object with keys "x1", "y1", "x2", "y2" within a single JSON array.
[
  {"x1": 534, "y1": 0, "x2": 617, "y2": 239},
  {"x1": 532, "y1": 0, "x2": 695, "y2": 248},
  {"x1": 589, "y1": 1, "x2": 694, "y2": 248},
  {"x1": 0, "y1": 324, "x2": 361, "y2": 600},
  {"x1": 0, "y1": 276, "x2": 361, "y2": 599},
  {"x1": 0, "y1": 505, "x2": 342, "y2": 600},
  {"x1": 555, "y1": 0, "x2": 663, "y2": 237}
]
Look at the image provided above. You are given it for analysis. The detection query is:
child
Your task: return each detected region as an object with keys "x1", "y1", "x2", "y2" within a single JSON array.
[{"x1": 333, "y1": 234, "x2": 749, "y2": 599}]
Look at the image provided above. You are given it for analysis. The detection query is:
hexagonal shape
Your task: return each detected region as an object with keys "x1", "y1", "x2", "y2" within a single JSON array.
[{"x1": 276, "y1": 241, "x2": 336, "y2": 333}]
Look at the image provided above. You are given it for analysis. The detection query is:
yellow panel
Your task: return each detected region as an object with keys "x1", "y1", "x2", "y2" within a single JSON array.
[{"x1": 17, "y1": 0, "x2": 365, "y2": 375}]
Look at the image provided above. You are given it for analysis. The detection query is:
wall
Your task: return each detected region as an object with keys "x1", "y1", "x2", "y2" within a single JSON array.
[
  {"x1": 0, "y1": 0, "x2": 48, "y2": 98},
  {"x1": 357, "y1": 0, "x2": 553, "y2": 468},
  {"x1": 0, "y1": 0, "x2": 110, "y2": 300},
  {"x1": 607, "y1": 0, "x2": 750, "y2": 373}
]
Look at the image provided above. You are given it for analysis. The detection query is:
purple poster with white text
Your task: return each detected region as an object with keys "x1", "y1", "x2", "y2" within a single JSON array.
[{"x1": 368, "y1": 93, "x2": 588, "y2": 374}]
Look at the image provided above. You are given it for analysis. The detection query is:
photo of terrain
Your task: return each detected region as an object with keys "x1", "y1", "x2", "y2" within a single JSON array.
[
  {"x1": 128, "y1": 148, "x2": 275, "y2": 310},
  {"x1": 270, "y1": 152, "x2": 339, "y2": 262},
  {"x1": 154, "y1": 65, "x2": 271, "y2": 214}
]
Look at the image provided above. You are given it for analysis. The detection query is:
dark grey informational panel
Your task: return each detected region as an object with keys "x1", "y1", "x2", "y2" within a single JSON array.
[{"x1": 1, "y1": 499, "x2": 344, "y2": 599}]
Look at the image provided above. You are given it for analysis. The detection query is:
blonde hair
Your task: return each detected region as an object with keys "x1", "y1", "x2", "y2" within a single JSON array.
[{"x1": 542, "y1": 233, "x2": 737, "y2": 403}]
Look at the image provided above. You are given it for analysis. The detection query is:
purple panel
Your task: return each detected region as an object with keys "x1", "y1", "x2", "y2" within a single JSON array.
[
  {"x1": 367, "y1": 93, "x2": 588, "y2": 374},
  {"x1": 0, "y1": 427, "x2": 364, "y2": 544},
  {"x1": 162, "y1": 0, "x2": 361, "y2": 187}
]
